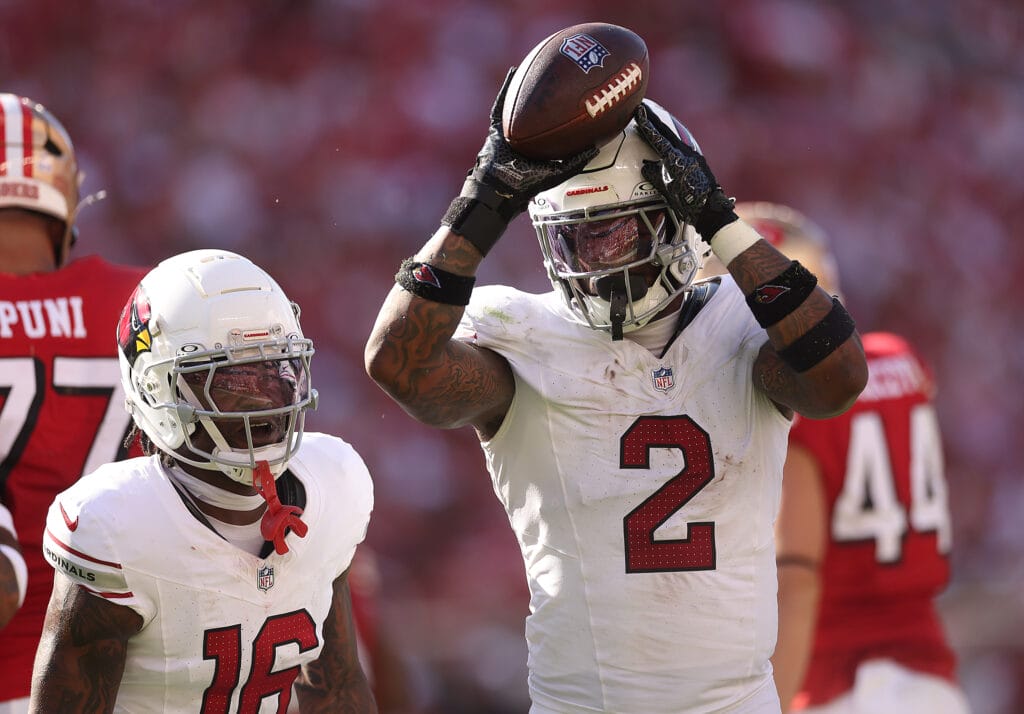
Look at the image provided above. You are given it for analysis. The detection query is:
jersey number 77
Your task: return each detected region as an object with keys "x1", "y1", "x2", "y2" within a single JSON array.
[{"x1": 0, "y1": 356, "x2": 133, "y2": 480}]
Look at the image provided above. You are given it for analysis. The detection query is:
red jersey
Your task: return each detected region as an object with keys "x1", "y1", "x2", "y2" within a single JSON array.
[
  {"x1": 0, "y1": 255, "x2": 147, "y2": 701},
  {"x1": 790, "y1": 331, "x2": 957, "y2": 708}
]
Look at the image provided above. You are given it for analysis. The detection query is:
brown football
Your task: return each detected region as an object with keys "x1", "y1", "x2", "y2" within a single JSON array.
[{"x1": 501, "y1": 22, "x2": 649, "y2": 160}]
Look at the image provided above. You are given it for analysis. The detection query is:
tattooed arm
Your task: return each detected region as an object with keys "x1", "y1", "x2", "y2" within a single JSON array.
[
  {"x1": 632, "y1": 104, "x2": 867, "y2": 419},
  {"x1": 728, "y1": 238, "x2": 867, "y2": 419},
  {"x1": 294, "y1": 568, "x2": 377, "y2": 713},
  {"x1": 366, "y1": 69, "x2": 596, "y2": 441},
  {"x1": 365, "y1": 227, "x2": 515, "y2": 440},
  {"x1": 29, "y1": 574, "x2": 142, "y2": 714}
]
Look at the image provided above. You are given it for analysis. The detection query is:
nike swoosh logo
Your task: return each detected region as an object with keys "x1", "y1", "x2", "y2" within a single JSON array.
[{"x1": 59, "y1": 502, "x2": 79, "y2": 532}]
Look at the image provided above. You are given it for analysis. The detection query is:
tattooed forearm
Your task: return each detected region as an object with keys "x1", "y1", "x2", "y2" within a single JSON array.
[
  {"x1": 725, "y1": 240, "x2": 795, "y2": 295},
  {"x1": 728, "y1": 241, "x2": 835, "y2": 348},
  {"x1": 415, "y1": 232, "x2": 486, "y2": 273},
  {"x1": 736, "y1": 241, "x2": 866, "y2": 417},
  {"x1": 366, "y1": 227, "x2": 515, "y2": 434},
  {"x1": 294, "y1": 571, "x2": 377, "y2": 713}
]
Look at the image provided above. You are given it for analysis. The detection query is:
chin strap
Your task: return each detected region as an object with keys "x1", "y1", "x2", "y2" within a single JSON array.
[
  {"x1": 254, "y1": 461, "x2": 307, "y2": 555},
  {"x1": 596, "y1": 275, "x2": 650, "y2": 342},
  {"x1": 608, "y1": 291, "x2": 628, "y2": 341}
]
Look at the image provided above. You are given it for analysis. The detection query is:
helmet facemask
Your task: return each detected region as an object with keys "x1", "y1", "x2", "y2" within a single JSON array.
[
  {"x1": 536, "y1": 203, "x2": 702, "y2": 339},
  {"x1": 169, "y1": 339, "x2": 315, "y2": 485},
  {"x1": 529, "y1": 99, "x2": 708, "y2": 340}
]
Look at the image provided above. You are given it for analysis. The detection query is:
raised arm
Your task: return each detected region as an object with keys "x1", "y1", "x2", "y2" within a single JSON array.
[
  {"x1": 634, "y1": 106, "x2": 867, "y2": 418},
  {"x1": 293, "y1": 568, "x2": 377, "y2": 713},
  {"x1": 365, "y1": 227, "x2": 514, "y2": 438},
  {"x1": 365, "y1": 69, "x2": 596, "y2": 439},
  {"x1": 29, "y1": 574, "x2": 142, "y2": 714}
]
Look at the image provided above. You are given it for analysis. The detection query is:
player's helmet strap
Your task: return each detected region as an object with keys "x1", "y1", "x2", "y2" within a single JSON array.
[{"x1": 659, "y1": 278, "x2": 720, "y2": 359}]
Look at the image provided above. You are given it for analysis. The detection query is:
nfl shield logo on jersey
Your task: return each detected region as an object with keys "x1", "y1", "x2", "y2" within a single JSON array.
[
  {"x1": 652, "y1": 366, "x2": 675, "y2": 392},
  {"x1": 257, "y1": 565, "x2": 274, "y2": 592}
]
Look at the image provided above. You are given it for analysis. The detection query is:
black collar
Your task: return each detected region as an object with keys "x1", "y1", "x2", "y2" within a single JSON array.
[{"x1": 659, "y1": 278, "x2": 720, "y2": 359}]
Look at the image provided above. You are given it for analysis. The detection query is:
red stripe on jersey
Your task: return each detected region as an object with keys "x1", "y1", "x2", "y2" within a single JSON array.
[
  {"x1": 82, "y1": 585, "x2": 135, "y2": 599},
  {"x1": 45, "y1": 527, "x2": 124, "y2": 569},
  {"x1": 20, "y1": 102, "x2": 33, "y2": 177}
]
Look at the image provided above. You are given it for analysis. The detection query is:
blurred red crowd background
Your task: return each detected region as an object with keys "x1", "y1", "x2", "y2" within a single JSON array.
[{"x1": 3, "y1": 1, "x2": 1022, "y2": 711}]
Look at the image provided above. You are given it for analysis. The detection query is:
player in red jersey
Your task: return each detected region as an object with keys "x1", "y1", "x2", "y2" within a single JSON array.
[
  {"x1": 704, "y1": 202, "x2": 970, "y2": 714},
  {"x1": 0, "y1": 93, "x2": 148, "y2": 713},
  {"x1": 345, "y1": 548, "x2": 420, "y2": 713}
]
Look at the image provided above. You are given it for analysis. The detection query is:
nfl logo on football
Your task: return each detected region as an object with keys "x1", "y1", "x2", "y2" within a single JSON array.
[
  {"x1": 652, "y1": 367, "x2": 675, "y2": 392},
  {"x1": 257, "y1": 565, "x2": 274, "y2": 592},
  {"x1": 560, "y1": 33, "x2": 610, "y2": 73}
]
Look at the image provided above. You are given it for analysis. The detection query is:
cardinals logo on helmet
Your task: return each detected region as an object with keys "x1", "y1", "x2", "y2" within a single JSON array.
[{"x1": 117, "y1": 284, "x2": 152, "y2": 366}]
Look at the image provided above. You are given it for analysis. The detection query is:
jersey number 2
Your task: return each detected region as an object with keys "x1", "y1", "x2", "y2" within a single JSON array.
[{"x1": 622, "y1": 415, "x2": 717, "y2": 573}]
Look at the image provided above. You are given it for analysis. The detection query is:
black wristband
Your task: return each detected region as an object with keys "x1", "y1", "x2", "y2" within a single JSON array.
[
  {"x1": 395, "y1": 258, "x2": 476, "y2": 306},
  {"x1": 778, "y1": 297, "x2": 857, "y2": 373},
  {"x1": 746, "y1": 261, "x2": 818, "y2": 328},
  {"x1": 441, "y1": 197, "x2": 508, "y2": 257}
]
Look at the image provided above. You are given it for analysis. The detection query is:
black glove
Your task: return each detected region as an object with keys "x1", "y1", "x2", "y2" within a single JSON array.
[
  {"x1": 632, "y1": 103, "x2": 738, "y2": 241},
  {"x1": 442, "y1": 68, "x2": 599, "y2": 257}
]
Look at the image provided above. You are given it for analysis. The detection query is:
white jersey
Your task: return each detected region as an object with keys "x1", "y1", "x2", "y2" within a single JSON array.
[
  {"x1": 460, "y1": 276, "x2": 790, "y2": 714},
  {"x1": 41, "y1": 432, "x2": 373, "y2": 713}
]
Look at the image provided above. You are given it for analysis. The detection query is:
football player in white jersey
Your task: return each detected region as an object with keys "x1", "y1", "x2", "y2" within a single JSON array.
[
  {"x1": 30, "y1": 250, "x2": 377, "y2": 713},
  {"x1": 365, "y1": 67, "x2": 868, "y2": 714}
]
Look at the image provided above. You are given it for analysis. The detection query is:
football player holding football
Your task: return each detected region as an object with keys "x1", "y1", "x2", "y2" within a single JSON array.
[
  {"x1": 365, "y1": 68, "x2": 868, "y2": 713},
  {"x1": 0, "y1": 93, "x2": 148, "y2": 714},
  {"x1": 30, "y1": 250, "x2": 377, "y2": 712},
  {"x1": 705, "y1": 203, "x2": 971, "y2": 714}
]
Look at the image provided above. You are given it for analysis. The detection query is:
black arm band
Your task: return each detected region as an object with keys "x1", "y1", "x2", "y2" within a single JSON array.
[
  {"x1": 441, "y1": 176, "x2": 523, "y2": 258},
  {"x1": 778, "y1": 297, "x2": 857, "y2": 373},
  {"x1": 441, "y1": 197, "x2": 508, "y2": 257},
  {"x1": 746, "y1": 261, "x2": 818, "y2": 328},
  {"x1": 395, "y1": 258, "x2": 476, "y2": 306}
]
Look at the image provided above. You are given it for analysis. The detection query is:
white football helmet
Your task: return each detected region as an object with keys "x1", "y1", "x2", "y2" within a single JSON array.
[
  {"x1": 528, "y1": 99, "x2": 710, "y2": 338},
  {"x1": 0, "y1": 93, "x2": 89, "y2": 265},
  {"x1": 117, "y1": 250, "x2": 317, "y2": 487}
]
